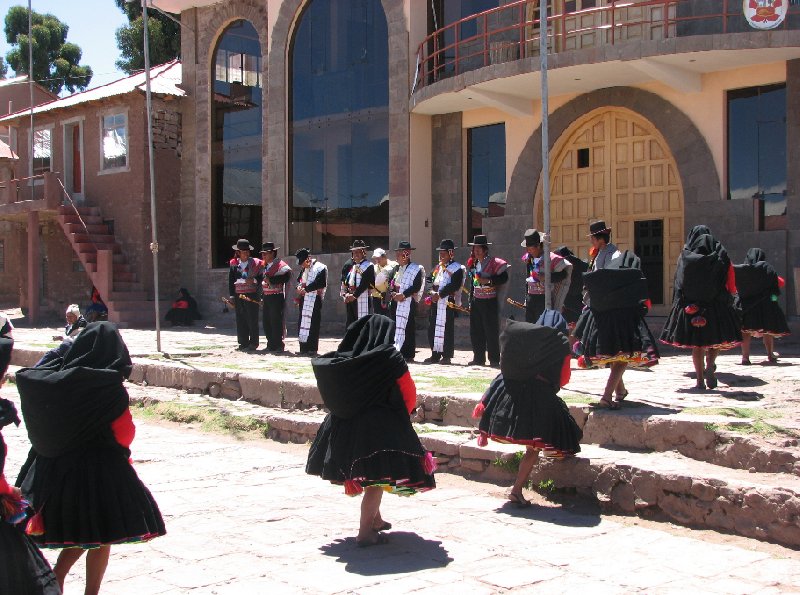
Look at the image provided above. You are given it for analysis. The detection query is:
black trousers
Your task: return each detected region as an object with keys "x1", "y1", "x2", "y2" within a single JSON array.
[
  {"x1": 470, "y1": 298, "x2": 500, "y2": 364},
  {"x1": 262, "y1": 294, "x2": 286, "y2": 351},
  {"x1": 235, "y1": 296, "x2": 260, "y2": 349},
  {"x1": 391, "y1": 300, "x2": 417, "y2": 360},
  {"x1": 298, "y1": 299, "x2": 322, "y2": 353},
  {"x1": 525, "y1": 294, "x2": 546, "y2": 323},
  {"x1": 427, "y1": 303, "x2": 455, "y2": 358}
]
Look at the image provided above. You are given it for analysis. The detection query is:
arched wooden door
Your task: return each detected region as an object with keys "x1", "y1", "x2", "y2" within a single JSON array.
[{"x1": 535, "y1": 108, "x2": 684, "y2": 309}]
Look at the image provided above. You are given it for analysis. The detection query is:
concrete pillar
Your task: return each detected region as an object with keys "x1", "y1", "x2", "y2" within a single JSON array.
[
  {"x1": 785, "y1": 59, "x2": 800, "y2": 316},
  {"x1": 95, "y1": 249, "x2": 114, "y2": 301},
  {"x1": 27, "y1": 211, "x2": 39, "y2": 324}
]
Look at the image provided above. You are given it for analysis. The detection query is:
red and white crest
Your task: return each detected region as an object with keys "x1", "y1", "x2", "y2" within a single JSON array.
[{"x1": 744, "y1": 0, "x2": 788, "y2": 29}]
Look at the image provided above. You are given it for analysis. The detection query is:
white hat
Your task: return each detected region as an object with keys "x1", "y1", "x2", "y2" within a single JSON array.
[
  {"x1": 372, "y1": 248, "x2": 386, "y2": 258},
  {"x1": 66, "y1": 304, "x2": 81, "y2": 316}
]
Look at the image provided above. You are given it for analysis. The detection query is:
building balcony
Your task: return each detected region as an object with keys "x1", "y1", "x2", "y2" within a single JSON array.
[{"x1": 412, "y1": 0, "x2": 800, "y2": 115}]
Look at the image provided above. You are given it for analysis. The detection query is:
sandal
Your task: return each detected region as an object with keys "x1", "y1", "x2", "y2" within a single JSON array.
[
  {"x1": 704, "y1": 364, "x2": 717, "y2": 389},
  {"x1": 591, "y1": 397, "x2": 618, "y2": 410},
  {"x1": 767, "y1": 354, "x2": 779, "y2": 365},
  {"x1": 508, "y1": 492, "x2": 532, "y2": 508},
  {"x1": 614, "y1": 389, "x2": 629, "y2": 407},
  {"x1": 373, "y1": 521, "x2": 392, "y2": 532},
  {"x1": 357, "y1": 533, "x2": 389, "y2": 548}
]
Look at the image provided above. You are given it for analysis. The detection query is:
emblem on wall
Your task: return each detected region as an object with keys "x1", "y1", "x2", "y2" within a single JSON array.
[{"x1": 743, "y1": 0, "x2": 788, "y2": 29}]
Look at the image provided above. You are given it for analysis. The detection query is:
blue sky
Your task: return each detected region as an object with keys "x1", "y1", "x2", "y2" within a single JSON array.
[{"x1": 1, "y1": 0, "x2": 128, "y2": 90}]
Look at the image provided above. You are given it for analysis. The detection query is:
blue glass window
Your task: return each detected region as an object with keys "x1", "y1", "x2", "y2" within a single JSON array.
[
  {"x1": 290, "y1": 0, "x2": 389, "y2": 253},
  {"x1": 467, "y1": 123, "x2": 506, "y2": 239},
  {"x1": 211, "y1": 20, "x2": 262, "y2": 267},
  {"x1": 727, "y1": 84, "x2": 786, "y2": 225}
]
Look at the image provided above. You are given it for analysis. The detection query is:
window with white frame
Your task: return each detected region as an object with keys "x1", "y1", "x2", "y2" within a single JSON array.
[
  {"x1": 101, "y1": 113, "x2": 127, "y2": 170},
  {"x1": 33, "y1": 128, "x2": 52, "y2": 176}
]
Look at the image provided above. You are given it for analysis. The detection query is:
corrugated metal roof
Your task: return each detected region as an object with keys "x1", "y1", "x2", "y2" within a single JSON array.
[
  {"x1": 0, "y1": 75, "x2": 30, "y2": 88},
  {"x1": 0, "y1": 138, "x2": 18, "y2": 160},
  {"x1": 0, "y1": 60, "x2": 183, "y2": 123}
]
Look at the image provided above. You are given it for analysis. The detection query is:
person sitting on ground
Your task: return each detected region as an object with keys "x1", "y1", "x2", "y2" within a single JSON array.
[
  {"x1": 83, "y1": 287, "x2": 108, "y2": 323},
  {"x1": 472, "y1": 317, "x2": 582, "y2": 508},
  {"x1": 15, "y1": 322, "x2": 166, "y2": 595},
  {"x1": 0, "y1": 311, "x2": 13, "y2": 340},
  {"x1": 306, "y1": 314, "x2": 436, "y2": 547},
  {"x1": 35, "y1": 305, "x2": 88, "y2": 368},
  {"x1": 164, "y1": 288, "x2": 203, "y2": 327}
]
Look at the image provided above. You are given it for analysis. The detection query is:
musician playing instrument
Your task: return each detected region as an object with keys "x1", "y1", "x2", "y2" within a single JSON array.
[
  {"x1": 343, "y1": 240, "x2": 376, "y2": 328},
  {"x1": 466, "y1": 235, "x2": 508, "y2": 367},
  {"x1": 260, "y1": 241, "x2": 292, "y2": 352},
  {"x1": 296, "y1": 248, "x2": 328, "y2": 355},
  {"x1": 424, "y1": 239, "x2": 464, "y2": 365},
  {"x1": 520, "y1": 229, "x2": 572, "y2": 323},
  {"x1": 228, "y1": 238, "x2": 264, "y2": 351},
  {"x1": 370, "y1": 248, "x2": 397, "y2": 315}
]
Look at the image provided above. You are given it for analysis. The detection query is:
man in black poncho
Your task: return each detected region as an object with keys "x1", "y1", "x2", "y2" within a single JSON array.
[{"x1": 306, "y1": 314, "x2": 435, "y2": 547}]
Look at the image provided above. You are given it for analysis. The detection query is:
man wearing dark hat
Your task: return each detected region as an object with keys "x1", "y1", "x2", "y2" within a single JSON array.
[
  {"x1": 295, "y1": 248, "x2": 328, "y2": 355},
  {"x1": 466, "y1": 234, "x2": 508, "y2": 367},
  {"x1": 228, "y1": 239, "x2": 264, "y2": 351},
  {"x1": 260, "y1": 242, "x2": 293, "y2": 352},
  {"x1": 390, "y1": 241, "x2": 424, "y2": 361},
  {"x1": 342, "y1": 240, "x2": 376, "y2": 327},
  {"x1": 425, "y1": 239, "x2": 464, "y2": 364},
  {"x1": 588, "y1": 220, "x2": 620, "y2": 271},
  {"x1": 521, "y1": 229, "x2": 572, "y2": 323}
]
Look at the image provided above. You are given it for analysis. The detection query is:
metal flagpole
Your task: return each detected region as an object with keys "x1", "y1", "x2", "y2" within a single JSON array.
[
  {"x1": 539, "y1": 0, "x2": 552, "y2": 311},
  {"x1": 28, "y1": 0, "x2": 33, "y2": 179},
  {"x1": 142, "y1": 0, "x2": 162, "y2": 352}
]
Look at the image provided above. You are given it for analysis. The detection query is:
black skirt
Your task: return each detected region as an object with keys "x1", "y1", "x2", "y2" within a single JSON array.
[
  {"x1": 575, "y1": 307, "x2": 658, "y2": 366},
  {"x1": 19, "y1": 445, "x2": 166, "y2": 548},
  {"x1": 306, "y1": 407, "x2": 435, "y2": 496},
  {"x1": 660, "y1": 296, "x2": 742, "y2": 349},
  {"x1": 741, "y1": 298, "x2": 790, "y2": 337},
  {"x1": 0, "y1": 521, "x2": 60, "y2": 594},
  {"x1": 478, "y1": 376, "x2": 582, "y2": 455}
]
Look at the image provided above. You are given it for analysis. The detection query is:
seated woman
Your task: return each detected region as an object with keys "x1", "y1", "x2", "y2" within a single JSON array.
[
  {"x1": 165, "y1": 288, "x2": 203, "y2": 327},
  {"x1": 83, "y1": 287, "x2": 108, "y2": 323},
  {"x1": 15, "y1": 322, "x2": 166, "y2": 595},
  {"x1": 306, "y1": 314, "x2": 436, "y2": 547},
  {"x1": 36, "y1": 305, "x2": 87, "y2": 368},
  {"x1": 473, "y1": 317, "x2": 582, "y2": 507}
]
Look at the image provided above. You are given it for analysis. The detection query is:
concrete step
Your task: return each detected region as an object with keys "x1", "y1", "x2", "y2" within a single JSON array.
[
  {"x1": 58, "y1": 205, "x2": 101, "y2": 217},
  {"x1": 63, "y1": 222, "x2": 111, "y2": 235},
  {"x1": 71, "y1": 233, "x2": 118, "y2": 245},
  {"x1": 72, "y1": 242, "x2": 120, "y2": 254},
  {"x1": 59, "y1": 214, "x2": 104, "y2": 226}
]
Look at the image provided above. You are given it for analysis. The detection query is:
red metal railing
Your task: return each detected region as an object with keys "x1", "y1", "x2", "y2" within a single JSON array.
[{"x1": 414, "y1": 0, "x2": 800, "y2": 91}]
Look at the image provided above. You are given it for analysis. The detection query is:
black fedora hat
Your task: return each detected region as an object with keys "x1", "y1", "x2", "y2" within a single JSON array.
[
  {"x1": 467, "y1": 234, "x2": 492, "y2": 246},
  {"x1": 233, "y1": 238, "x2": 254, "y2": 251},
  {"x1": 436, "y1": 239, "x2": 456, "y2": 251},
  {"x1": 394, "y1": 240, "x2": 416, "y2": 251},
  {"x1": 295, "y1": 248, "x2": 310, "y2": 263},
  {"x1": 349, "y1": 239, "x2": 370, "y2": 251},
  {"x1": 520, "y1": 229, "x2": 542, "y2": 247},
  {"x1": 260, "y1": 241, "x2": 279, "y2": 253},
  {"x1": 588, "y1": 221, "x2": 611, "y2": 237}
]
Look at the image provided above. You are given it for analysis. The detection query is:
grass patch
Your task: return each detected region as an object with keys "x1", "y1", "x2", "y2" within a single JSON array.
[
  {"x1": 131, "y1": 401, "x2": 270, "y2": 438},
  {"x1": 181, "y1": 345, "x2": 222, "y2": 352},
  {"x1": 415, "y1": 375, "x2": 490, "y2": 393},
  {"x1": 560, "y1": 392, "x2": 596, "y2": 405},
  {"x1": 536, "y1": 478, "x2": 556, "y2": 494},
  {"x1": 681, "y1": 406, "x2": 779, "y2": 420},
  {"x1": 721, "y1": 421, "x2": 800, "y2": 439},
  {"x1": 492, "y1": 450, "x2": 525, "y2": 474},
  {"x1": 687, "y1": 408, "x2": 799, "y2": 439}
]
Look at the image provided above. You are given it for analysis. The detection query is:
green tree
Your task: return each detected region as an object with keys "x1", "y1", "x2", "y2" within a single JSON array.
[
  {"x1": 3, "y1": 5, "x2": 92, "y2": 94},
  {"x1": 0, "y1": 57, "x2": 7, "y2": 79},
  {"x1": 114, "y1": 0, "x2": 180, "y2": 74}
]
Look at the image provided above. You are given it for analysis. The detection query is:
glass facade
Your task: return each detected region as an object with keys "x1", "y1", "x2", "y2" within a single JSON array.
[
  {"x1": 727, "y1": 84, "x2": 787, "y2": 222},
  {"x1": 467, "y1": 123, "x2": 506, "y2": 239},
  {"x1": 211, "y1": 20, "x2": 262, "y2": 267},
  {"x1": 290, "y1": 0, "x2": 390, "y2": 254}
]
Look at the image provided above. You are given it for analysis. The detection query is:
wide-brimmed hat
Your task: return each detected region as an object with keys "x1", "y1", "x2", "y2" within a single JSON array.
[
  {"x1": 467, "y1": 234, "x2": 492, "y2": 246},
  {"x1": 349, "y1": 239, "x2": 370, "y2": 251},
  {"x1": 588, "y1": 221, "x2": 611, "y2": 237},
  {"x1": 520, "y1": 229, "x2": 541, "y2": 247},
  {"x1": 295, "y1": 248, "x2": 310, "y2": 263},
  {"x1": 233, "y1": 238, "x2": 254, "y2": 251},
  {"x1": 394, "y1": 241, "x2": 416, "y2": 251},
  {"x1": 436, "y1": 239, "x2": 456, "y2": 251},
  {"x1": 260, "y1": 241, "x2": 279, "y2": 253}
]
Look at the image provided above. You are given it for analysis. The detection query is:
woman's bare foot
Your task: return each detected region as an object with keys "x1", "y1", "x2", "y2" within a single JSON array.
[{"x1": 356, "y1": 529, "x2": 389, "y2": 547}]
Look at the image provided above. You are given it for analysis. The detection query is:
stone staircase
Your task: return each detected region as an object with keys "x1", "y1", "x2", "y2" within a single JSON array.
[{"x1": 56, "y1": 204, "x2": 162, "y2": 327}]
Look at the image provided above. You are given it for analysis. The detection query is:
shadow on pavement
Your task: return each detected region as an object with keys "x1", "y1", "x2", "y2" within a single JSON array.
[
  {"x1": 319, "y1": 531, "x2": 453, "y2": 575},
  {"x1": 494, "y1": 501, "x2": 601, "y2": 527}
]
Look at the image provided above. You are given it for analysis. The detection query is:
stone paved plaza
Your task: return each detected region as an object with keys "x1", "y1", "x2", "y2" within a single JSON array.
[{"x1": 3, "y1": 382, "x2": 800, "y2": 595}]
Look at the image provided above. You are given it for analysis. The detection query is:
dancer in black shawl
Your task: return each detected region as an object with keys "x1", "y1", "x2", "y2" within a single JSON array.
[
  {"x1": 660, "y1": 226, "x2": 741, "y2": 390},
  {"x1": 306, "y1": 314, "x2": 436, "y2": 547},
  {"x1": 472, "y1": 318, "x2": 581, "y2": 507},
  {"x1": 15, "y1": 322, "x2": 165, "y2": 594},
  {"x1": 554, "y1": 245, "x2": 589, "y2": 330},
  {"x1": 1, "y1": 398, "x2": 61, "y2": 595},
  {"x1": 735, "y1": 248, "x2": 790, "y2": 365}
]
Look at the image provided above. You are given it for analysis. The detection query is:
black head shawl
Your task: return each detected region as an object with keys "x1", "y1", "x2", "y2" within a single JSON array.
[
  {"x1": 499, "y1": 320, "x2": 569, "y2": 386},
  {"x1": 0, "y1": 336, "x2": 12, "y2": 381},
  {"x1": 312, "y1": 314, "x2": 407, "y2": 420},
  {"x1": 735, "y1": 248, "x2": 779, "y2": 301},
  {"x1": 684, "y1": 225, "x2": 712, "y2": 249},
  {"x1": 675, "y1": 231, "x2": 730, "y2": 304},
  {"x1": 0, "y1": 398, "x2": 21, "y2": 476},
  {"x1": 15, "y1": 322, "x2": 132, "y2": 458},
  {"x1": 744, "y1": 248, "x2": 766, "y2": 266},
  {"x1": 582, "y1": 267, "x2": 648, "y2": 312},
  {"x1": 609, "y1": 249, "x2": 641, "y2": 271}
]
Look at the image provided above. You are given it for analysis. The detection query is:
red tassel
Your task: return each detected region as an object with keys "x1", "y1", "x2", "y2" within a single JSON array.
[
  {"x1": 472, "y1": 402, "x2": 486, "y2": 419},
  {"x1": 344, "y1": 480, "x2": 363, "y2": 496},
  {"x1": 422, "y1": 452, "x2": 437, "y2": 474},
  {"x1": 477, "y1": 433, "x2": 488, "y2": 447},
  {"x1": 577, "y1": 355, "x2": 589, "y2": 369},
  {"x1": 26, "y1": 511, "x2": 45, "y2": 536}
]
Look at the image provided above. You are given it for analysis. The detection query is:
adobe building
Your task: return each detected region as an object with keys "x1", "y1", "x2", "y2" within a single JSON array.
[
  {"x1": 152, "y1": 0, "x2": 798, "y2": 326},
  {"x1": 0, "y1": 62, "x2": 183, "y2": 324}
]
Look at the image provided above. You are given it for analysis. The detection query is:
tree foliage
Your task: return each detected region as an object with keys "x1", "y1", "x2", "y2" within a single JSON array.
[
  {"x1": 0, "y1": 57, "x2": 7, "y2": 79},
  {"x1": 114, "y1": 0, "x2": 180, "y2": 74},
  {"x1": 3, "y1": 5, "x2": 93, "y2": 94}
]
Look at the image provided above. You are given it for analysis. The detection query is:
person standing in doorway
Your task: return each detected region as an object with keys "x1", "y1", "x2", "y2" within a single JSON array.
[
  {"x1": 228, "y1": 239, "x2": 264, "y2": 352},
  {"x1": 467, "y1": 235, "x2": 509, "y2": 367},
  {"x1": 260, "y1": 242, "x2": 292, "y2": 353}
]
